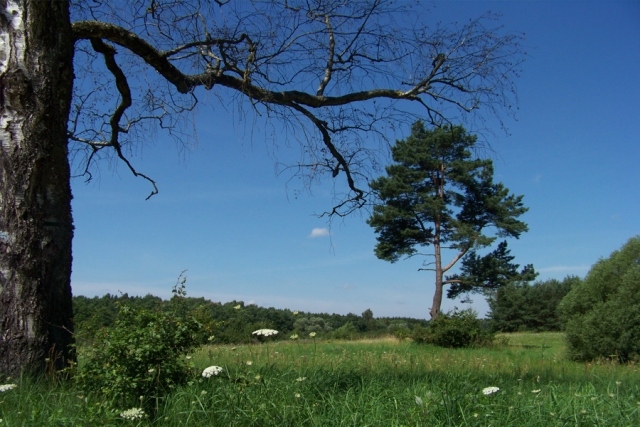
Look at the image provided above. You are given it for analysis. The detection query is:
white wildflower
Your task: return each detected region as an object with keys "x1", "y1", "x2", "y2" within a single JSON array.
[
  {"x1": 290, "y1": 334, "x2": 299, "y2": 340},
  {"x1": 119, "y1": 407, "x2": 145, "y2": 420},
  {"x1": 309, "y1": 332, "x2": 317, "y2": 338},
  {"x1": 246, "y1": 361, "x2": 253, "y2": 366},
  {"x1": 0, "y1": 384, "x2": 17, "y2": 392},
  {"x1": 296, "y1": 377, "x2": 307, "y2": 382},
  {"x1": 234, "y1": 304, "x2": 241, "y2": 310},
  {"x1": 202, "y1": 366, "x2": 223, "y2": 378},
  {"x1": 208, "y1": 335, "x2": 215, "y2": 341},
  {"x1": 482, "y1": 386, "x2": 499, "y2": 395},
  {"x1": 252, "y1": 329, "x2": 278, "y2": 337},
  {"x1": 532, "y1": 389, "x2": 541, "y2": 394},
  {"x1": 293, "y1": 311, "x2": 299, "y2": 315}
]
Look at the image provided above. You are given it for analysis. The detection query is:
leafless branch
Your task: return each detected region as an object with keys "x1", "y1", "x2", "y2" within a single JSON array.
[{"x1": 67, "y1": 0, "x2": 525, "y2": 216}]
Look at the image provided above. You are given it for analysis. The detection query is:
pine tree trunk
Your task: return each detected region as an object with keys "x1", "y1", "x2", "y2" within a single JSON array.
[
  {"x1": 430, "y1": 241, "x2": 443, "y2": 319},
  {"x1": 0, "y1": 0, "x2": 75, "y2": 376}
]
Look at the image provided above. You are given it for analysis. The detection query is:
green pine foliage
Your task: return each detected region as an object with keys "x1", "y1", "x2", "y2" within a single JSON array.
[
  {"x1": 367, "y1": 121, "x2": 533, "y2": 318},
  {"x1": 558, "y1": 236, "x2": 640, "y2": 362},
  {"x1": 488, "y1": 276, "x2": 578, "y2": 332},
  {"x1": 447, "y1": 241, "x2": 538, "y2": 299}
]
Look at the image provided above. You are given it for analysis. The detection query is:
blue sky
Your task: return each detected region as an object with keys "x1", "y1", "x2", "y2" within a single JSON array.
[{"x1": 70, "y1": 1, "x2": 640, "y2": 319}]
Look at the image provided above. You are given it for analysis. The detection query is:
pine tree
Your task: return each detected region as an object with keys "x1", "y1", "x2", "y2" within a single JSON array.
[{"x1": 367, "y1": 122, "x2": 532, "y2": 318}]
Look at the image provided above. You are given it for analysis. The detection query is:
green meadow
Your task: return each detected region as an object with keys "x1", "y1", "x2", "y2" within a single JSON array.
[{"x1": 2, "y1": 333, "x2": 639, "y2": 426}]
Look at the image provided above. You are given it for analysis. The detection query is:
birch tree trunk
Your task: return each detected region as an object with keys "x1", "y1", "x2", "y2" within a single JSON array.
[{"x1": 0, "y1": 0, "x2": 75, "y2": 376}]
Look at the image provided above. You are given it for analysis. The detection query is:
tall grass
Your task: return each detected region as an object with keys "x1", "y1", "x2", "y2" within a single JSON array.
[{"x1": 1, "y1": 333, "x2": 639, "y2": 426}]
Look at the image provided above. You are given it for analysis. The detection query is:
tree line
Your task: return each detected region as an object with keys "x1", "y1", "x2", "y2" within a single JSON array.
[
  {"x1": 72, "y1": 294, "x2": 429, "y2": 345},
  {"x1": 71, "y1": 276, "x2": 576, "y2": 344},
  {"x1": 72, "y1": 234, "x2": 640, "y2": 363}
]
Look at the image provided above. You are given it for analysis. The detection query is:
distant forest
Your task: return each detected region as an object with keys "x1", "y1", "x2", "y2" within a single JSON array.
[
  {"x1": 72, "y1": 293, "x2": 429, "y2": 344},
  {"x1": 73, "y1": 275, "x2": 577, "y2": 345}
]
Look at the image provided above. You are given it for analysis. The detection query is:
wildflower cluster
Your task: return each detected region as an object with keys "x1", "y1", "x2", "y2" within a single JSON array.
[
  {"x1": 202, "y1": 366, "x2": 223, "y2": 378},
  {"x1": 0, "y1": 384, "x2": 17, "y2": 392},
  {"x1": 252, "y1": 329, "x2": 278, "y2": 337},
  {"x1": 482, "y1": 386, "x2": 500, "y2": 395},
  {"x1": 119, "y1": 407, "x2": 145, "y2": 420}
]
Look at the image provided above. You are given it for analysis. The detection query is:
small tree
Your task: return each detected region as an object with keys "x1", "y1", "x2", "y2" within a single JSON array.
[{"x1": 367, "y1": 122, "x2": 532, "y2": 318}]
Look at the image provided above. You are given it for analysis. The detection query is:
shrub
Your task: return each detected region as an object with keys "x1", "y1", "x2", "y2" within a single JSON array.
[
  {"x1": 409, "y1": 324, "x2": 431, "y2": 344},
  {"x1": 293, "y1": 316, "x2": 333, "y2": 335},
  {"x1": 76, "y1": 276, "x2": 201, "y2": 409},
  {"x1": 332, "y1": 321, "x2": 358, "y2": 340},
  {"x1": 392, "y1": 327, "x2": 412, "y2": 340},
  {"x1": 488, "y1": 276, "x2": 577, "y2": 332},
  {"x1": 412, "y1": 309, "x2": 493, "y2": 348},
  {"x1": 558, "y1": 236, "x2": 640, "y2": 362}
]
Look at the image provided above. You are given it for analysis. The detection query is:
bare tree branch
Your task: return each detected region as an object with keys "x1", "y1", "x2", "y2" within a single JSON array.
[
  {"x1": 67, "y1": 1, "x2": 525, "y2": 216},
  {"x1": 78, "y1": 38, "x2": 159, "y2": 199}
]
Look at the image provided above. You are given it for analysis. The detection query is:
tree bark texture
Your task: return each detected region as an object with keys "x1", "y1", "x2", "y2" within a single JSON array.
[
  {"x1": 0, "y1": 0, "x2": 75, "y2": 376},
  {"x1": 430, "y1": 240, "x2": 444, "y2": 319}
]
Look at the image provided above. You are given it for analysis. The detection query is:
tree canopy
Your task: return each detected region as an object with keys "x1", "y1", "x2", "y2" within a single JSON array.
[
  {"x1": 558, "y1": 236, "x2": 640, "y2": 362},
  {"x1": 487, "y1": 276, "x2": 577, "y2": 332},
  {"x1": 367, "y1": 122, "x2": 531, "y2": 318}
]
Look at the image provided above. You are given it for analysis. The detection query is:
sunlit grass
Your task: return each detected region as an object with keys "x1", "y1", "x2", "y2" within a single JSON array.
[{"x1": 2, "y1": 333, "x2": 640, "y2": 426}]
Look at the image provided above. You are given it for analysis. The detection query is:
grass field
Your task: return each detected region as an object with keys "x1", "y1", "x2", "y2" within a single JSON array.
[{"x1": 1, "y1": 333, "x2": 639, "y2": 426}]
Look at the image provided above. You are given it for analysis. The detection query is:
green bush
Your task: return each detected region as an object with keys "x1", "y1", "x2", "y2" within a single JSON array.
[
  {"x1": 488, "y1": 276, "x2": 577, "y2": 332},
  {"x1": 76, "y1": 277, "x2": 201, "y2": 409},
  {"x1": 392, "y1": 327, "x2": 411, "y2": 340},
  {"x1": 412, "y1": 309, "x2": 493, "y2": 348},
  {"x1": 293, "y1": 316, "x2": 333, "y2": 335},
  {"x1": 332, "y1": 321, "x2": 358, "y2": 340},
  {"x1": 558, "y1": 236, "x2": 640, "y2": 362},
  {"x1": 409, "y1": 324, "x2": 431, "y2": 344}
]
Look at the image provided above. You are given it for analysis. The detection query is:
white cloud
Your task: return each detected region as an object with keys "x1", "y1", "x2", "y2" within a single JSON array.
[{"x1": 309, "y1": 227, "x2": 330, "y2": 238}]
